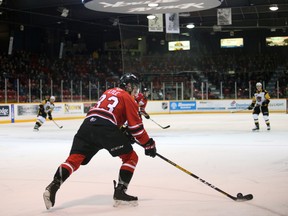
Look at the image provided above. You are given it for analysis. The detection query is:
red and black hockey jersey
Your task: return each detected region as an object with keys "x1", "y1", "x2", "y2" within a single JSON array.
[
  {"x1": 86, "y1": 87, "x2": 150, "y2": 145},
  {"x1": 135, "y1": 92, "x2": 148, "y2": 113}
]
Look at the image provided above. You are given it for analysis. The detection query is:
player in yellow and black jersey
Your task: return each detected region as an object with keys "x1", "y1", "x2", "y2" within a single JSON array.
[
  {"x1": 248, "y1": 82, "x2": 271, "y2": 131},
  {"x1": 33, "y1": 96, "x2": 55, "y2": 131}
]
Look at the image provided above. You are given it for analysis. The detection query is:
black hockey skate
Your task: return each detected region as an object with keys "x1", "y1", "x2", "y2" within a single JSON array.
[
  {"x1": 43, "y1": 178, "x2": 61, "y2": 210},
  {"x1": 33, "y1": 122, "x2": 42, "y2": 131},
  {"x1": 252, "y1": 122, "x2": 260, "y2": 131},
  {"x1": 252, "y1": 126, "x2": 259, "y2": 131},
  {"x1": 33, "y1": 125, "x2": 39, "y2": 132},
  {"x1": 113, "y1": 180, "x2": 138, "y2": 207}
]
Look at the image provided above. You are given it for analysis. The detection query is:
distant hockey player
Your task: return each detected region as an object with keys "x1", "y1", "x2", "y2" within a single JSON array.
[
  {"x1": 248, "y1": 82, "x2": 271, "y2": 131},
  {"x1": 135, "y1": 87, "x2": 150, "y2": 119},
  {"x1": 43, "y1": 73, "x2": 157, "y2": 209},
  {"x1": 33, "y1": 96, "x2": 55, "y2": 131}
]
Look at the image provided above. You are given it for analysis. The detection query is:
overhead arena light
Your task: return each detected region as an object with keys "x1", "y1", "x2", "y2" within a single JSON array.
[
  {"x1": 148, "y1": 3, "x2": 159, "y2": 8},
  {"x1": 147, "y1": 14, "x2": 156, "y2": 20},
  {"x1": 269, "y1": 4, "x2": 278, "y2": 11},
  {"x1": 186, "y1": 23, "x2": 195, "y2": 29}
]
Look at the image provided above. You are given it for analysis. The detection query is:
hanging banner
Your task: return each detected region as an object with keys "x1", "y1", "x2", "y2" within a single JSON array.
[
  {"x1": 59, "y1": 42, "x2": 64, "y2": 59},
  {"x1": 217, "y1": 8, "x2": 232, "y2": 25},
  {"x1": 148, "y1": 14, "x2": 163, "y2": 32},
  {"x1": 8, "y1": 36, "x2": 14, "y2": 55},
  {"x1": 165, "y1": 13, "x2": 180, "y2": 34}
]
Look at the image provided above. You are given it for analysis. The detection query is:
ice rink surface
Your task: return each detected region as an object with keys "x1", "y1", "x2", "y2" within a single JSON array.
[{"x1": 1, "y1": 113, "x2": 288, "y2": 216}]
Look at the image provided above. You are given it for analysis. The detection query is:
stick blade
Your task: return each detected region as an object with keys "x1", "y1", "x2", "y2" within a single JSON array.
[
  {"x1": 162, "y1": 125, "x2": 170, "y2": 129},
  {"x1": 236, "y1": 194, "x2": 253, "y2": 201}
]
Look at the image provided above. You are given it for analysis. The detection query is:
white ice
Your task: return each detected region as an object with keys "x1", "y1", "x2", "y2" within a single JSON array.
[{"x1": 0, "y1": 113, "x2": 288, "y2": 216}]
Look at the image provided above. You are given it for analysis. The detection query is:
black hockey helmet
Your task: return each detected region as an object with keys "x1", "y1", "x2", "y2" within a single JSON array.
[
  {"x1": 142, "y1": 87, "x2": 150, "y2": 97},
  {"x1": 119, "y1": 73, "x2": 139, "y2": 89}
]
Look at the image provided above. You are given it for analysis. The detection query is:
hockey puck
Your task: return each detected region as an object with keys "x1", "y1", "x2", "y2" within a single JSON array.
[
  {"x1": 245, "y1": 194, "x2": 253, "y2": 200},
  {"x1": 237, "y1": 193, "x2": 243, "y2": 198}
]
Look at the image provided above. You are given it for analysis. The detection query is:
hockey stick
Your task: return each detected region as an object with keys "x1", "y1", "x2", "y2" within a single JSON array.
[
  {"x1": 149, "y1": 118, "x2": 170, "y2": 129},
  {"x1": 52, "y1": 119, "x2": 63, "y2": 129},
  {"x1": 156, "y1": 152, "x2": 253, "y2": 202}
]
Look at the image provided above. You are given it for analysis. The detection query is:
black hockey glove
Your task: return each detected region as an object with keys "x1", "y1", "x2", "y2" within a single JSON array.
[
  {"x1": 262, "y1": 100, "x2": 269, "y2": 107},
  {"x1": 144, "y1": 138, "x2": 156, "y2": 158},
  {"x1": 38, "y1": 105, "x2": 45, "y2": 113},
  {"x1": 140, "y1": 111, "x2": 150, "y2": 119},
  {"x1": 248, "y1": 104, "x2": 254, "y2": 110},
  {"x1": 48, "y1": 112, "x2": 53, "y2": 120},
  {"x1": 120, "y1": 126, "x2": 136, "y2": 144}
]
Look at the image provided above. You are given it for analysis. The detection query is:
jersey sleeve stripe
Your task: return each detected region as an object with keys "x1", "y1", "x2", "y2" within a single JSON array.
[
  {"x1": 86, "y1": 108, "x2": 117, "y2": 125},
  {"x1": 128, "y1": 124, "x2": 145, "y2": 136}
]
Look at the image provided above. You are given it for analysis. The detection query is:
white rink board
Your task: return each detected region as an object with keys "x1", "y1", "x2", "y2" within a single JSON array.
[{"x1": 0, "y1": 99, "x2": 287, "y2": 123}]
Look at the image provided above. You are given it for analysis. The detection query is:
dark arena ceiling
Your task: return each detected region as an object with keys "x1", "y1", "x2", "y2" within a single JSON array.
[{"x1": 0, "y1": 0, "x2": 288, "y2": 37}]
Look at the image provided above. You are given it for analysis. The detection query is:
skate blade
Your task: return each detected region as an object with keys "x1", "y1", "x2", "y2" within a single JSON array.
[
  {"x1": 113, "y1": 200, "x2": 138, "y2": 207},
  {"x1": 43, "y1": 191, "x2": 52, "y2": 210}
]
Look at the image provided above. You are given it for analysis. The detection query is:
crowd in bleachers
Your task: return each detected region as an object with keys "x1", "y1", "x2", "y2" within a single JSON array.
[
  {"x1": 0, "y1": 50, "x2": 121, "y2": 102},
  {"x1": 138, "y1": 50, "x2": 287, "y2": 99},
  {"x1": 0, "y1": 49, "x2": 287, "y2": 102}
]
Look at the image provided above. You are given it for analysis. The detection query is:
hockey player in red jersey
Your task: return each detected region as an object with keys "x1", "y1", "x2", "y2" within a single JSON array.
[
  {"x1": 248, "y1": 82, "x2": 271, "y2": 131},
  {"x1": 43, "y1": 73, "x2": 156, "y2": 209},
  {"x1": 135, "y1": 87, "x2": 150, "y2": 119}
]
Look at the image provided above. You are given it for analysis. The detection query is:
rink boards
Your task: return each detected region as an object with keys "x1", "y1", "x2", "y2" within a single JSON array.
[{"x1": 0, "y1": 99, "x2": 287, "y2": 124}]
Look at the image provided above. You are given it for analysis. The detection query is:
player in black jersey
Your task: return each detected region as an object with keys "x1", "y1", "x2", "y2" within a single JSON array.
[
  {"x1": 248, "y1": 82, "x2": 271, "y2": 131},
  {"x1": 33, "y1": 96, "x2": 55, "y2": 131}
]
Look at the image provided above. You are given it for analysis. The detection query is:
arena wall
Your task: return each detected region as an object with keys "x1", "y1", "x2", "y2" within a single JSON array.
[{"x1": 0, "y1": 99, "x2": 286, "y2": 124}]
